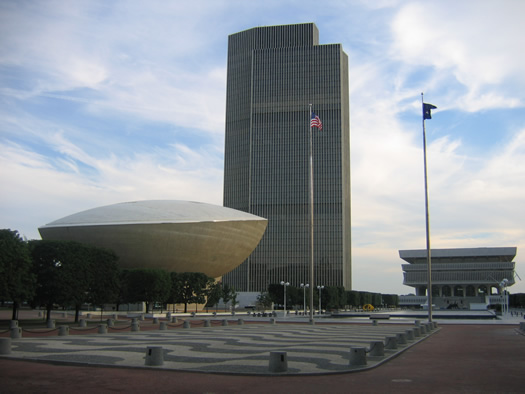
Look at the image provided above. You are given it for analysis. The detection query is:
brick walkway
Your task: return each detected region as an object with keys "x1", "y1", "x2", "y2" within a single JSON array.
[{"x1": 1, "y1": 322, "x2": 524, "y2": 393}]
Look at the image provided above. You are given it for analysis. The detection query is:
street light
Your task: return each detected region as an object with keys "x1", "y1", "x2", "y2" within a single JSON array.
[
  {"x1": 317, "y1": 285, "x2": 324, "y2": 314},
  {"x1": 280, "y1": 281, "x2": 290, "y2": 317},
  {"x1": 500, "y1": 278, "x2": 509, "y2": 316},
  {"x1": 300, "y1": 283, "x2": 309, "y2": 315}
]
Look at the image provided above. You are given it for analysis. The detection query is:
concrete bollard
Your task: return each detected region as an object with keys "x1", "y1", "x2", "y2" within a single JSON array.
[
  {"x1": 9, "y1": 320, "x2": 18, "y2": 329},
  {"x1": 425, "y1": 323, "x2": 433, "y2": 332},
  {"x1": 222, "y1": 319, "x2": 228, "y2": 326},
  {"x1": 396, "y1": 332, "x2": 407, "y2": 345},
  {"x1": 10, "y1": 327, "x2": 22, "y2": 339},
  {"x1": 98, "y1": 324, "x2": 107, "y2": 334},
  {"x1": 183, "y1": 320, "x2": 190, "y2": 329},
  {"x1": 415, "y1": 319, "x2": 421, "y2": 327},
  {"x1": 145, "y1": 346, "x2": 164, "y2": 366},
  {"x1": 204, "y1": 320, "x2": 211, "y2": 328},
  {"x1": 153, "y1": 317, "x2": 159, "y2": 324},
  {"x1": 520, "y1": 322, "x2": 525, "y2": 332},
  {"x1": 237, "y1": 319, "x2": 244, "y2": 325},
  {"x1": 368, "y1": 341, "x2": 385, "y2": 357},
  {"x1": 113, "y1": 314, "x2": 118, "y2": 320},
  {"x1": 139, "y1": 314, "x2": 145, "y2": 321},
  {"x1": 349, "y1": 347, "x2": 367, "y2": 366},
  {"x1": 413, "y1": 327, "x2": 421, "y2": 337},
  {"x1": 420, "y1": 325, "x2": 427, "y2": 334},
  {"x1": 0, "y1": 338, "x2": 12, "y2": 354},
  {"x1": 270, "y1": 318, "x2": 276, "y2": 325},
  {"x1": 159, "y1": 322, "x2": 167, "y2": 330},
  {"x1": 406, "y1": 329, "x2": 415, "y2": 341},
  {"x1": 107, "y1": 318, "x2": 114, "y2": 327},
  {"x1": 269, "y1": 351, "x2": 288, "y2": 372},
  {"x1": 167, "y1": 312, "x2": 172, "y2": 319},
  {"x1": 47, "y1": 320, "x2": 55, "y2": 329},
  {"x1": 58, "y1": 325, "x2": 69, "y2": 336},
  {"x1": 385, "y1": 336, "x2": 398, "y2": 349},
  {"x1": 131, "y1": 317, "x2": 138, "y2": 324},
  {"x1": 171, "y1": 316, "x2": 177, "y2": 323},
  {"x1": 79, "y1": 319, "x2": 87, "y2": 327},
  {"x1": 131, "y1": 322, "x2": 140, "y2": 332}
]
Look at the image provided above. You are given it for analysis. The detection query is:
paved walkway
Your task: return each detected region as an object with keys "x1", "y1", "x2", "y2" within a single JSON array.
[
  {"x1": 1, "y1": 321, "x2": 431, "y2": 374},
  {"x1": 1, "y1": 313, "x2": 524, "y2": 393}
]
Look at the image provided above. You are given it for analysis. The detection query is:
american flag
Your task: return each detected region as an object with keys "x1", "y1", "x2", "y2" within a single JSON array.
[{"x1": 311, "y1": 112, "x2": 323, "y2": 130}]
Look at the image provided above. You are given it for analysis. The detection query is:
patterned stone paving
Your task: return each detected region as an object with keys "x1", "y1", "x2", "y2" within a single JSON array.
[{"x1": 3, "y1": 321, "x2": 438, "y2": 375}]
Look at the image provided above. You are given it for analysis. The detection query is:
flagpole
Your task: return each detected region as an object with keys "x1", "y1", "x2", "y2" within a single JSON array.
[
  {"x1": 309, "y1": 104, "x2": 315, "y2": 324},
  {"x1": 421, "y1": 92, "x2": 432, "y2": 323}
]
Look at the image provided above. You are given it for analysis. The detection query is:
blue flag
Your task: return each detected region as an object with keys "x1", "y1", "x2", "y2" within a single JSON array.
[{"x1": 423, "y1": 103, "x2": 437, "y2": 120}]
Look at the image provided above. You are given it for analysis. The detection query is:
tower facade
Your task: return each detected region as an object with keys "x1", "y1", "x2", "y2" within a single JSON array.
[{"x1": 223, "y1": 23, "x2": 351, "y2": 292}]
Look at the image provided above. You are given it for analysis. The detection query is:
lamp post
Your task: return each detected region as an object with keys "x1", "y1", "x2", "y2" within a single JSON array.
[
  {"x1": 300, "y1": 283, "x2": 309, "y2": 315},
  {"x1": 280, "y1": 281, "x2": 290, "y2": 317},
  {"x1": 317, "y1": 285, "x2": 324, "y2": 314},
  {"x1": 500, "y1": 278, "x2": 509, "y2": 316}
]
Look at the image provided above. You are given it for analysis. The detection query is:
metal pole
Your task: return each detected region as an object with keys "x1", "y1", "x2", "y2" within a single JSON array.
[
  {"x1": 309, "y1": 104, "x2": 315, "y2": 323},
  {"x1": 284, "y1": 284, "x2": 287, "y2": 316},
  {"x1": 281, "y1": 281, "x2": 289, "y2": 317},
  {"x1": 301, "y1": 283, "x2": 308, "y2": 315},
  {"x1": 422, "y1": 93, "x2": 432, "y2": 323},
  {"x1": 317, "y1": 285, "x2": 324, "y2": 314}
]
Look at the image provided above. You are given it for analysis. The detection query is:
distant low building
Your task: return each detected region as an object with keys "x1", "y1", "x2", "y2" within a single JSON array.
[{"x1": 399, "y1": 247, "x2": 517, "y2": 309}]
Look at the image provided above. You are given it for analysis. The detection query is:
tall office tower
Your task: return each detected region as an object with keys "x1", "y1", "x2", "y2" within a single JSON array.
[{"x1": 223, "y1": 23, "x2": 351, "y2": 292}]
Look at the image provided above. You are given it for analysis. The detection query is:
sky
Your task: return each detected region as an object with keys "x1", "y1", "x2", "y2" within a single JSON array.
[{"x1": 1, "y1": 0, "x2": 524, "y2": 295}]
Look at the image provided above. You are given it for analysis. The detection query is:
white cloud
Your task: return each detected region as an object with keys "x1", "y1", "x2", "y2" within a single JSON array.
[
  {"x1": 1, "y1": 0, "x2": 525, "y2": 295},
  {"x1": 390, "y1": 1, "x2": 525, "y2": 111}
]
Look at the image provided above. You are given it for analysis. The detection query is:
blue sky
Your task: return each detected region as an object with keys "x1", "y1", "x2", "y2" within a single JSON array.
[{"x1": 1, "y1": 0, "x2": 524, "y2": 295}]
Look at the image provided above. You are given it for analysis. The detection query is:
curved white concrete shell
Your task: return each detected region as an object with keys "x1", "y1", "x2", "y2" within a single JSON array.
[{"x1": 38, "y1": 200, "x2": 268, "y2": 278}]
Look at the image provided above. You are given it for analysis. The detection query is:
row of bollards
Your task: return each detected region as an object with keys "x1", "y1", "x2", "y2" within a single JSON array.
[{"x1": 347, "y1": 320, "x2": 439, "y2": 368}]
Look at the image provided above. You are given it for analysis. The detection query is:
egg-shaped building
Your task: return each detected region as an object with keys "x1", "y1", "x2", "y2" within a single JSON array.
[{"x1": 38, "y1": 200, "x2": 267, "y2": 278}]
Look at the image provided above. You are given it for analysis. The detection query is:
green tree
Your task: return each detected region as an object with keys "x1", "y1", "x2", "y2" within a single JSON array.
[
  {"x1": 267, "y1": 283, "x2": 283, "y2": 307},
  {"x1": 29, "y1": 240, "x2": 76, "y2": 321},
  {"x1": 126, "y1": 269, "x2": 171, "y2": 313},
  {"x1": 222, "y1": 283, "x2": 234, "y2": 311},
  {"x1": 115, "y1": 270, "x2": 131, "y2": 311},
  {"x1": 204, "y1": 280, "x2": 223, "y2": 312},
  {"x1": 256, "y1": 292, "x2": 273, "y2": 310},
  {"x1": 323, "y1": 286, "x2": 347, "y2": 310},
  {"x1": 267, "y1": 283, "x2": 295, "y2": 309},
  {"x1": 29, "y1": 240, "x2": 120, "y2": 322},
  {"x1": 170, "y1": 272, "x2": 211, "y2": 313},
  {"x1": 372, "y1": 292, "x2": 382, "y2": 307},
  {"x1": 288, "y1": 286, "x2": 301, "y2": 309},
  {"x1": 0, "y1": 229, "x2": 36, "y2": 320},
  {"x1": 346, "y1": 290, "x2": 360, "y2": 308},
  {"x1": 229, "y1": 286, "x2": 239, "y2": 311},
  {"x1": 360, "y1": 291, "x2": 372, "y2": 306},
  {"x1": 86, "y1": 248, "x2": 120, "y2": 320},
  {"x1": 382, "y1": 294, "x2": 399, "y2": 307}
]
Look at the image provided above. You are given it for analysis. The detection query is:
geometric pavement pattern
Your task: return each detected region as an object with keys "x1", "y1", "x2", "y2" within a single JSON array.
[{"x1": 3, "y1": 321, "x2": 438, "y2": 375}]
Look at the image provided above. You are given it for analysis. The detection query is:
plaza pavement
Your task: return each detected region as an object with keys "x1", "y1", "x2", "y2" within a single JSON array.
[{"x1": 1, "y1": 311, "x2": 524, "y2": 393}]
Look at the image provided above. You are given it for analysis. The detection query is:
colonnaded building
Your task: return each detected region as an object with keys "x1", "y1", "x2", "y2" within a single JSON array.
[
  {"x1": 222, "y1": 23, "x2": 351, "y2": 292},
  {"x1": 399, "y1": 247, "x2": 518, "y2": 309}
]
